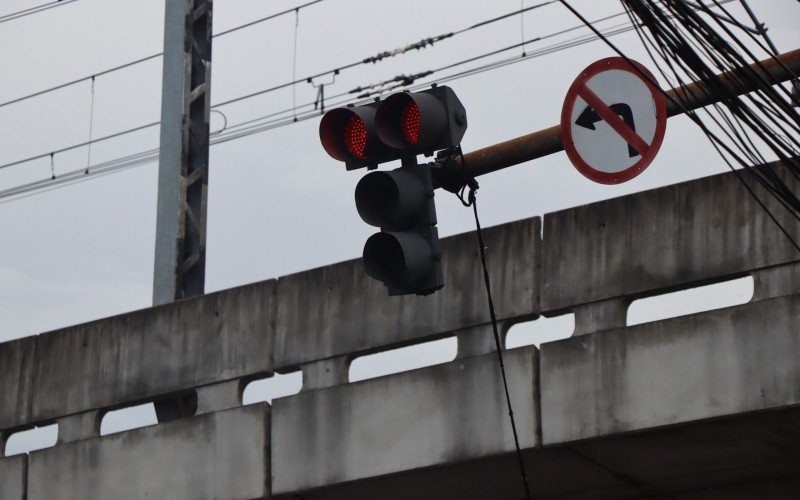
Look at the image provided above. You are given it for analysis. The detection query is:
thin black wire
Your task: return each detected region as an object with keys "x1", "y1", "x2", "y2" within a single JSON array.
[
  {"x1": 625, "y1": 1, "x2": 800, "y2": 189},
  {"x1": 466, "y1": 179, "x2": 533, "y2": 500},
  {"x1": 214, "y1": 0, "x2": 323, "y2": 38},
  {"x1": 212, "y1": 1, "x2": 561, "y2": 108},
  {"x1": 292, "y1": 9, "x2": 300, "y2": 122},
  {"x1": 0, "y1": 0, "x2": 737, "y2": 200},
  {"x1": 0, "y1": 3, "x2": 728, "y2": 200},
  {"x1": 0, "y1": 0, "x2": 552, "y2": 111},
  {"x1": 0, "y1": 8, "x2": 632, "y2": 173},
  {"x1": 622, "y1": 2, "x2": 800, "y2": 222},
  {"x1": 85, "y1": 76, "x2": 96, "y2": 175},
  {"x1": 0, "y1": 0, "x2": 76, "y2": 24},
  {"x1": 628, "y1": 1, "x2": 800, "y2": 218},
  {"x1": 0, "y1": 0, "x2": 327, "y2": 110},
  {"x1": 738, "y1": 0, "x2": 779, "y2": 56}
]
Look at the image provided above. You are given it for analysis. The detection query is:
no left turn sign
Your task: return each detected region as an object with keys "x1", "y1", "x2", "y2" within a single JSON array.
[{"x1": 561, "y1": 57, "x2": 667, "y2": 184}]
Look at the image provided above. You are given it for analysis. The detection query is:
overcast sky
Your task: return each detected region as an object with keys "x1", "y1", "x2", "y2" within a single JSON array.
[{"x1": 0, "y1": 0, "x2": 796, "y2": 344}]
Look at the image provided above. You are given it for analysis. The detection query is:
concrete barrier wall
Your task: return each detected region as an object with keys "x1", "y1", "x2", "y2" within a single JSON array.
[
  {"x1": 540, "y1": 292, "x2": 800, "y2": 445},
  {"x1": 31, "y1": 280, "x2": 274, "y2": 422},
  {"x1": 27, "y1": 404, "x2": 269, "y2": 500},
  {"x1": 271, "y1": 348, "x2": 538, "y2": 495},
  {"x1": 274, "y1": 217, "x2": 540, "y2": 370},
  {"x1": 0, "y1": 455, "x2": 26, "y2": 500},
  {"x1": 542, "y1": 163, "x2": 800, "y2": 313},
  {"x1": 0, "y1": 337, "x2": 34, "y2": 431},
  {"x1": 0, "y1": 164, "x2": 798, "y2": 498}
]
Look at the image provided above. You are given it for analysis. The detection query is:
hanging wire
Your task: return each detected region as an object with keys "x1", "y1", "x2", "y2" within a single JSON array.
[
  {"x1": 0, "y1": 4, "x2": 633, "y2": 173},
  {"x1": 0, "y1": 0, "x2": 741, "y2": 202},
  {"x1": 738, "y1": 0, "x2": 779, "y2": 56},
  {"x1": 0, "y1": 0, "x2": 77, "y2": 25},
  {"x1": 85, "y1": 76, "x2": 96, "y2": 175},
  {"x1": 0, "y1": 0, "x2": 327, "y2": 110},
  {"x1": 462, "y1": 170, "x2": 532, "y2": 500},
  {"x1": 292, "y1": 8, "x2": 300, "y2": 122},
  {"x1": 49, "y1": 153, "x2": 55, "y2": 180},
  {"x1": 520, "y1": 0, "x2": 527, "y2": 56}
]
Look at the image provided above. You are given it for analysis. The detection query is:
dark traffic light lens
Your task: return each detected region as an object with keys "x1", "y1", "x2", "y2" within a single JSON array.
[
  {"x1": 356, "y1": 170, "x2": 426, "y2": 229},
  {"x1": 400, "y1": 101, "x2": 420, "y2": 145},
  {"x1": 344, "y1": 115, "x2": 368, "y2": 159},
  {"x1": 363, "y1": 232, "x2": 433, "y2": 287}
]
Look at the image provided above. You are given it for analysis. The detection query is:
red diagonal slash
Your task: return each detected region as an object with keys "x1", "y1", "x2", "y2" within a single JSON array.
[{"x1": 577, "y1": 83, "x2": 649, "y2": 156}]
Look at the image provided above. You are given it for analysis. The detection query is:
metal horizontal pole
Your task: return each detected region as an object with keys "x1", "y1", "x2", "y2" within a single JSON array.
[{"x1": 434, "y1": 48, "x2": 800, "y2": 192}]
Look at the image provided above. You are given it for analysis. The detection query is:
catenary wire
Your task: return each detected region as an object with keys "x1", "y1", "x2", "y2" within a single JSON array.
[
  {"x1": 0, "y1": 0, "x2": 77, "y2": 25},
  {"x1": 0, "y1": 0, "x2": 328, "y2": 109},
  {"x1": 0, "y1": 6, "x2": 650, "y2": 173},
  {"x1": 0, "y1": 2, "x2": 734, "y2": 201}
]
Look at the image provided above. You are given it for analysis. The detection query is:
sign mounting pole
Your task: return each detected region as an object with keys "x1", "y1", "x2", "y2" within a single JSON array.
[{"x1": 153, "y1": 0, "x2": 213, "y2": 306}]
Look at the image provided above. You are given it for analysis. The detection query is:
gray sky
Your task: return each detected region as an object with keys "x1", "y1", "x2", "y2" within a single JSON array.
[{"x1": 0, "y1": 0, "x2": 795, "y2": 456}]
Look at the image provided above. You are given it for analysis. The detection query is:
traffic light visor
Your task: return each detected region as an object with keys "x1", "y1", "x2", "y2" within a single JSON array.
[
  {"x1": 376, "y1": 92, "x2": 446, "y2": 151},
  {"x1": 363, "y1": 232, "x2": 433, "y2": 287},
  {"x1": 320, "y1": 106, "x2": 381, "y2": 164},
  {"x1": 355, "y1": 170, "x2": 427, "y2": 229}
]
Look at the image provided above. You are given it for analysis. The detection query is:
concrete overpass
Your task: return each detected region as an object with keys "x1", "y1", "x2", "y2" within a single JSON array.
[{"x1": 1, "y1": 162, "x2": 798, "y2": 498}]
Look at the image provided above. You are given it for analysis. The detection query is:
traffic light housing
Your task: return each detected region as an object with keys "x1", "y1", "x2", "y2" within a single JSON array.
[
  {"x1": 319, "y1": 85, "x2": 467, "y2": 295},
  {"x1": 319, "y1": 101, "x2": 392, "y2": 170},
  {"x1": 356, "y1": 159, "x2": 442, "y2": 295}
]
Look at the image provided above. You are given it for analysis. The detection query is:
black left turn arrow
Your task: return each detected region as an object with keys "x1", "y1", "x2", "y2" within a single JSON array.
[{"x1": 575, "y1": 103, "x2": 639, "y2": 158}]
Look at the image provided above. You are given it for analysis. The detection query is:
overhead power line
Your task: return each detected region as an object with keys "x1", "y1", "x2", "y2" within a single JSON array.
[
  {"x1": 0, "y1": 0, "x2": 328, "y2": 110},
  {"x1": 0, "y1": 0, "x2": 558, "y2": 112},
  {"x1": 0, "y1": 8, "x2": 708, "y2": 203},
  {"x1": 0, "y1": 2, "x2": 615, "y2": 173},
  {"x1": 0, "y1": 0, "x2": 77, "y2": 25}
]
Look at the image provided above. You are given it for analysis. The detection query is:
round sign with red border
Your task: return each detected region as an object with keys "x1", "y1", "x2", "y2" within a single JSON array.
[{"x1": 561, "y1": 57, "x2": 667, "y2": 184}]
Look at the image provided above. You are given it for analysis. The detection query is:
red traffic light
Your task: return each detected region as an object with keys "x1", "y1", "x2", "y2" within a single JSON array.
[
  {"x1": 344, "y1": 115, "x2": 368, "y2": 159},
  {"x1": 376, "y1": 92, "x2": 445, "y2": 152},
  {"x1": 375, "y1": 86, "x2": 467, "y2": 154},
  {"x1": 319, "y1": 105, "x2": 387, "y2": 169}
]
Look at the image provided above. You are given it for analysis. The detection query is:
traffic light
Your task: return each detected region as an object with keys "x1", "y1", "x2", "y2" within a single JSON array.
[
  {"x1": 319, "y1": 101, "x2": 399, "y2": 170},
  {"x1": 320, "y1": 85, "x2": 467, "y2": 295}
]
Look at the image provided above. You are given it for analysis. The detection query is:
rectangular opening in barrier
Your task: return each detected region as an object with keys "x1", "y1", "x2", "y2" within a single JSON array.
[
  {"x1": 4, "y1": 424, "x2": 58, "y2": 456},
  {"x1": 627, "y1": 276, "x2": 754, "y2": 326},
  {"x1": 100, "y1": 402, "x2": 158, "y2": 436},
  {"x1": 242, "y1": 371, "x2": 303, "y2": 404},
  {"x1": 505, "y1": 314, "x2": 575, "y2": 349},
  {"x1": 349, "y1": 337, "x2": 457, "y2": 383}
]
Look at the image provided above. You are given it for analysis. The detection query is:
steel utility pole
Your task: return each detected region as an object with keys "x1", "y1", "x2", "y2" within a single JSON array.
[
  {"x1": 153, "y1": 0, "x2": 213, "y2": 306},
  {"x1": 152, "y1": 0, "x2": 213, "y2": 421},
  {"x1": 434, "y1": 48, "x2": 800, "y2": 191}
]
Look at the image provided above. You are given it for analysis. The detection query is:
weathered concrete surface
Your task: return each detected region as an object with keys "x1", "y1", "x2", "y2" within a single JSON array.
[
  {"x1": 28, "y1": 404, "x2": 269, "y2": 500},
  {"x1": 31, "y1": 280, "x2": 274, "y2": 422},
  {"x1": 0, "y1": 455, "x2": 26, "y2": 499},
  {"x1": 542, "y1": 163, "x2": 800, "y2": 312},
  {"x1": 0, "y1": 337, "x2": 34, "y2": 432},
  {"x1": 541, "y1": 293, "x2": 800, "y2": 445},
  {"x1": 271, "y1": 348, "x2": 538, "y2": 495},
  {"x1": 566, "y1": 405, "x2": 800, "y2": 497},
  {"x1": 275, "y1": 217, "x2": 539, "y2": 369}
]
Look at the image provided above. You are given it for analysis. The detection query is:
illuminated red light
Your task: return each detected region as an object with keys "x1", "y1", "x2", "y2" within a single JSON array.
[
  {"x1": 344, "y1": 115, "x2": 368, "y2": 159},
  {"x1": 400, "y1": 101, "x2": 420, "y2": 145}
]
